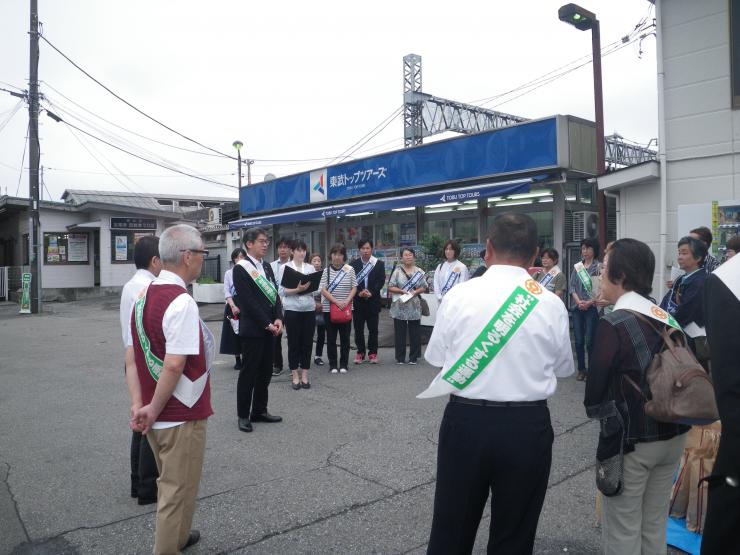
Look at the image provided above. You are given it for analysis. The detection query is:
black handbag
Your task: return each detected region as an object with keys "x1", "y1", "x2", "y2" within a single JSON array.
[{"x1": 594, "y1": 399, "x2": 626, "y2": 497}]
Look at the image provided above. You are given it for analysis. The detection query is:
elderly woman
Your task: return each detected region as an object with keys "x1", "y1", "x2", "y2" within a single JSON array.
[
  {"x1": 585, "y1": 238, "x2": 689, "y2": 554},
  {"x1": 532, "y1": 247, "x2": 566, "y2": 300},
  {"x1": 219, "y1": 247, "x2": 247, "y2": 369},
  {"x1": 433, "y1": 239, "x2": 469, "y2": 301},
  {"x1": 320, "y1": 244, "x2": 357, "y2": 374},
  {"x1": 660, "y1": 236, "x2": 708, "y2": 364},
  {"x1": 388, "y1": 248, "x2": 427, "y2": 364}
]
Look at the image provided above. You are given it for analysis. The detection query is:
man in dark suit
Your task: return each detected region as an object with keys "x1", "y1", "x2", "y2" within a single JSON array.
[
  {"x1": 350, "y1": 239, "x2": 385, "y2": 364},
  {"x1": 233, "y1": 227, "x2": 284, "y2": 433},
  {"x1": 701, "y1": 254, "x2": 740, "y2": 553}
]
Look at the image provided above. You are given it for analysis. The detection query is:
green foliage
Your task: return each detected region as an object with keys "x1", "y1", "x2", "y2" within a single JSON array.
[
  {"x1": 196, "y1": 276, "x2": 217, "y2": 284},
  {"x1": 418, "y1": 233, "x2": 474, "y2": 272}
]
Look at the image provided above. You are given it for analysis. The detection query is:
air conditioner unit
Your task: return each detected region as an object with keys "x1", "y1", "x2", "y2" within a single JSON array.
[{"x1": 573, "y1": 211, "x2": 599, "y2": 242}]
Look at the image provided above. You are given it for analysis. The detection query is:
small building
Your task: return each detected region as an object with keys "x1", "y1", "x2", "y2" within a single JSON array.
[{"x1": 0, "y1": 190, "x2": 236, "y2": 301}]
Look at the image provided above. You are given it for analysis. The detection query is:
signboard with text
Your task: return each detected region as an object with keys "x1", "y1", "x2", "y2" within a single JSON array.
[{"x1": 110, "y1": 217, "x2": 157, "y2": 230}]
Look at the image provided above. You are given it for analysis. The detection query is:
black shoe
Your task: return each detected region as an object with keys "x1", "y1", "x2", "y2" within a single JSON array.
[
  {"x1": 272, "y1": 367, "x2": 284, "y2": 377},
  {"x1": 251, "y1": 412, "x2": 283, "y2": 423},
  {"x1": 182, "y1": 530, "x2": 200, "y2": 550},
  {"x1": 301, "y1": 381, "x2": 311, "y2": 389},
  {"x1": 291, "y1": 382, "x2": 301, "y2": 390},
  {"x1": 408, "y1": 360, "x2": 418, "y2": 365},
  {"x1": 314, "y1": 357, "x2": 324, "y2": 366},
  {"x1": 233, "y1": 362, "x2": 242, "y2": 370},
  {"x1": 238, "y1": 418, "x2": 253, "y2": 432},
  {"x1": 137, "y1": 496, "x2": 157, "y2": 506}
]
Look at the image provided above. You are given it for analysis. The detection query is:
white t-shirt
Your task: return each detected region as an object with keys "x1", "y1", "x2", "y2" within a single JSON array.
[
  {"x1": 119, "y1": 269, "x2": 156, "y2": 349},
  {"x1": 421, "y1": 264, "x2": 574, "y2": 401},
  {"x1": 127, "y1": 269, "x2": 201, "y2": 429},
  {"x1": 279, "y1": 260, "x2": 316, "y2": 312},
  {"x1": 270, "y1": 259, "x2": 290, "y2": 298}
]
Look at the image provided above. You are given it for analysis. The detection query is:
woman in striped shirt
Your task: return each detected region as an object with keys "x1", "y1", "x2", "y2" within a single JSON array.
[{"x1": 320, "y1": 244, "x2": 357, "y2": 374}]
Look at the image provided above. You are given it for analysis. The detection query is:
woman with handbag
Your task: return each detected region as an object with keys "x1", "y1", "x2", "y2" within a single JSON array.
[
  {"x1": 279, "y1": 240, "x2": 316, "y2": 390},
  {"x1": 219, "y1": 247, "x2": 247, "y2": 369},
  {"x1": 388, "y1": 248, "x2": 427, "y2": 365},
  {"x1": 584, "y1": 239, "x2": 689, "y2": 554},
  {"x1": 320, "y1": 244, "x2": 357, "y2": 374}
]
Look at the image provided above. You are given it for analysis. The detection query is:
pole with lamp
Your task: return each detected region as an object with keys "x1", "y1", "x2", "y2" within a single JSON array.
[
  {"x1": 558, "y1": 3, "x2": 607, "y2": 244},
  {"x1": 232, "y1": 140, "x2": 243, "y2": 218}
]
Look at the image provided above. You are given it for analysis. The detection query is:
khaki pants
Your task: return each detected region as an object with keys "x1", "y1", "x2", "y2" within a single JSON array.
[
  {"x1": 602, "y1": 433, "x2": 686, "y2": 555},
  {"x1": 147, "y1": 419, "x2": 207, "y2": 555}
]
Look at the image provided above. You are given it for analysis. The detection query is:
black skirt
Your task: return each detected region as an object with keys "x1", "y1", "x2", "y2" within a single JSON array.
[{"x1": 219, "y1": 302, "x2": 241, "y2": 355}]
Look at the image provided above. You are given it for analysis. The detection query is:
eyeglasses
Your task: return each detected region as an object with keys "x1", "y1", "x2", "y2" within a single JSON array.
[
  {"x1": 256, "y1": 239, "x2": 270, "y2": 246},
  {"x1": 181, "y1": 248, "x2": 209, "y2": 257}
]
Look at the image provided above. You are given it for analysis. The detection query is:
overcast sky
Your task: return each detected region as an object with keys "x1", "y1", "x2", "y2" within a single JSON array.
[{"x1": 0, "y1": 0, "x2": 657, "y2": 202}]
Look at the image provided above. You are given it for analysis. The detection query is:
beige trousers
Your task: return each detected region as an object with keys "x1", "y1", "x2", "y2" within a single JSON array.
[
  {"x1": 601, "y1": 433, "x2": 686, "y2": 555},
  {"x1": 147, "y1": 419, "x2": 207, "y2": 555}
]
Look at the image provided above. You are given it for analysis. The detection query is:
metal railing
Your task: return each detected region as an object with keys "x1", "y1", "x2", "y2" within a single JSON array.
[{"x1": 0, "y1": 266, "x2": 30, "y2": 300}]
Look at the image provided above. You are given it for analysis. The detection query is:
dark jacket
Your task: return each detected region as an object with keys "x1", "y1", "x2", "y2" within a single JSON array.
[
  {"x1": 233, "y1": 257, "x2": 283, "y2": 338},
  {"x1": 704, "y1": 273, "x2": 740, "y2": 480},
  {"x1": 585, "y1": 309, "x2": 689, "y2": 454},
  {"x1": 350, "y1": 257, "x2": 385, "y2": 314},
  {"x1": 660, "y1": 269, "x2": 707, "y2": 329}
]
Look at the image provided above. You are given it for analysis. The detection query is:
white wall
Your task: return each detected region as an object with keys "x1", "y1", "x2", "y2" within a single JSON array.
[
  {"x1": 95, "y1": 211, "x2": 168, "y2": 287},
  {"x1": 39, "y1": 209, "x2": 94, "y2": 289}
]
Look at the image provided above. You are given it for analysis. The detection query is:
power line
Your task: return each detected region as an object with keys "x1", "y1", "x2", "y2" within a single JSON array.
[
  {"x1": 15, "y1": 121, "x2": 30, "y2": 196},
  {"x1": 44, "y1": 110, "x2": 237, "y2": 189},
  {"x1": 39, "y1": 34, "x2": 237, "y2": 160},
  {"x1": 0, "y1": 101, "x2": 24, "y2": 134},
  {"x1": 41, "y1": 82, "x2": 228, "y2": 159},
  {"x1": 327, "y1": 106, "x2": 403, "y2": 166},
  {"x1": 44, "y1": 166, "x2": 234, "y2": 178}
]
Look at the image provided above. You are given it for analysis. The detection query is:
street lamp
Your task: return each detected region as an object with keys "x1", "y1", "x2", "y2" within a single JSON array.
[
  {"x1": 559, "y1": 3, "x2": 607, "y2": 244},
  {"x1": 233, "y1": 140, "x2": 243, "y2": 217}
]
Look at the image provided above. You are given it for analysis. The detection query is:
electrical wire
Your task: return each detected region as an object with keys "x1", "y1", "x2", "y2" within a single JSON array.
[
  {"x1": 44, "y1": 109, "x2": 237, "y2": 189},
  {"x1": 327, "y1": 106, "x2": 403, "y2": 166},
  {"x1": 15, "y1": 121, "x2": 30, "y2": 196},
  {"x1": 39, "y1": 34, "x2": 237, "y2": 160},
  {"x1": 41, "y1": 82, "x2": 227, "y2": 159},
  {"x1": 44, "y1": 166, "x2": 234, "y2": 178},
  {"x1": 0, "y1": 101, "x2": 24, "y2": 135},
  {"x1": 0, "y1": 80, "x2": 25, "y2": 92}
]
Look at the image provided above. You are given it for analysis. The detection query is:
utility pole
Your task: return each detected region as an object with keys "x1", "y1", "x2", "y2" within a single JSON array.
[
  {"x1": 246, "y1": 159, "x2": 254, "y2": 185},
  {"x1": 28, "y1": 0, "x2": 42, "y2": 314}
]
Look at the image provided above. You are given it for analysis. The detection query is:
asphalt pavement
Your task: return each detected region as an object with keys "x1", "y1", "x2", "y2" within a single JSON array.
[{"x1": 0, "y1": 298, "x2": 631, "y2": 554}]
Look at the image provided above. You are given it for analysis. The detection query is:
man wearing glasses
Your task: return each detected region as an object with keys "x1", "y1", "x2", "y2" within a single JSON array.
[{"x1": 233, "y1": 227, "x2": 284, "y2": 433}]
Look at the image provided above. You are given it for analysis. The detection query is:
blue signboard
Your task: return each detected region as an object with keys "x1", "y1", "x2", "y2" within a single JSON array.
[
  {"x1": 241, "y1": 117, "x2": 558, "y2": 215},
  {"x1": 230, "y1": 178, "x2": 533, "y2": 229}
]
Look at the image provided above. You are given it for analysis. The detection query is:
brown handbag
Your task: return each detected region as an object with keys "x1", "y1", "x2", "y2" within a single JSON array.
[{"x1": 624, "y1": 311, "x2": 719, "y2": 426}]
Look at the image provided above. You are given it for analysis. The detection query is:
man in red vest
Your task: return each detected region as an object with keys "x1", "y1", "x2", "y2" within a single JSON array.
[{"x1": 125, "y1": 224, "x2": 214, "y2": 554}]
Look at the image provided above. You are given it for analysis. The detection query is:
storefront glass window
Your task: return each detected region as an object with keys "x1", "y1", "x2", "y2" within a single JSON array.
[
  {"x1": 578, "y1": 182, "x2": 593, "y2": 204},
  {"x1": 110, "y1": 231, "x2": 155, "y2": 264},
  {"x1": 44, "y1": 232, "x2": 90, "y2": 265},
  {"x1": 453, "y1": 219, "x2": 478, "y2": 244},
  {"x1": 423, "y1": 219, "x2": 450, "y2": 240},
  {"x1": 486, "y1": 211, "x2": 553, "y2": 249},
  {"x1": 335, "y1": 224, "x2": 372, "y2": 247},
  {"x1": 375, "y1": 223, "x2": 399, "y2": 249}
]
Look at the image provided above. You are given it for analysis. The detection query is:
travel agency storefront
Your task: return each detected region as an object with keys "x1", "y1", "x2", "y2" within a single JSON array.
[{"x1": 229, "y1": 115, "x2": 600, "y2": 286}]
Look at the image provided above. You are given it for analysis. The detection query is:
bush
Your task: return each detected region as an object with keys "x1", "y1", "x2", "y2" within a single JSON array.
[{"x1": 196, "y1": 276, "x2": 217, "y2": 284}]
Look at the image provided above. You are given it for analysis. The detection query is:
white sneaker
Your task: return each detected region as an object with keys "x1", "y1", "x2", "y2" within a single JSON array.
[
  {"x1": 339, "y1": 368, "x2": 347, "y2": 374},
  {"x1": 330, "y1": 368, "x2": 338, "y2": 374}
]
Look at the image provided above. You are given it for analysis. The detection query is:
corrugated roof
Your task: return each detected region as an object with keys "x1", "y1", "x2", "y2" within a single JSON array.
[{"x1": 62, "y1": 190, "x2": 168, "y2": 211}]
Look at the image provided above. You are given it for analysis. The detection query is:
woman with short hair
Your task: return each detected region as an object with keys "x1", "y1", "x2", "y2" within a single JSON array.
[
  {"x1": 320, "y1": 244, "x2": 357, "y2": 374},
  {"x1": 433, "y1": 239, "x2": 469, "y2": 301},
  {"x1": 532, "y1": 248, "x2": 566, "y2": 300},
  {"x1": 585, "y1": 238, "x2": 688, "y2": 554},
  {"x1": 569, "y1": 237, "x2": 602, "y2": 381},
  {"x1": 388, "y1": 248, "x2": 427, "y2": 364},
  {"x1": 220, "y1": 247, "x2": 247, "y2": 369},
  {"x1": 279, "y1": 240, "x2": 316, "y2": 389}
]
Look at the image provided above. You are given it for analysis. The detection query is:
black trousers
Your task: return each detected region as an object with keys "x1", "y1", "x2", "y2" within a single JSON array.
[
  {"x1": 273, "y1": 331, "x2": 284, "y2": 370},
  {"x1": 701, "y1": 443, "x2": 740, "y2": 554},
  {"x1": 285, "y1": 310, "x2": 316, "y2": 370},
  {"x1": 238, "y1": 336, "x2": 274, "y2": 418},
  {"x1": 353, "y1": 304, "x2": 379, "y2": 355},
  {"x1": 315, "y1": 315, "x2": 326, "y2": 357},
  {"x1": 130, "y1": 431, "x2": 158, "y2": 499},
  {"x1": 326, "y1": 319, "x2": 351, "y2": 369},
  {"x1": 427, "y1": 401, "x2": 553, "y2": 555},
  {"x1": 393, "y1": 318, "x2": 421, "y2": 362}
]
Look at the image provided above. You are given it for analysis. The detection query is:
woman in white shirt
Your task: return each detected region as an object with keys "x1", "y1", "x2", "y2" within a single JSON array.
[
  {"x1": 279, "y1": 240, "x2": 316, "y2": 389},
  {"x1": 219, "y1": 248, "x2": 246, "y2": 369},
  {"x1": 433, "y1": 240, "x2": 469, "y2": 302}
]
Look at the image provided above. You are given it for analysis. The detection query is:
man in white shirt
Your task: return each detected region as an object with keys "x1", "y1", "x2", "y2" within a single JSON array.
[
  {"x1": 119, "y1": 235, "x2": 161, "y2": 505},
  {"x1": 419, "y1": 213, "x2": 574, "y2": 554},
  {"x1": 270, "y1": 236, "x2": 292, "y2": 376},
  {"x1": 126, "y1": 224, "x2": 214, "y2": 554}
]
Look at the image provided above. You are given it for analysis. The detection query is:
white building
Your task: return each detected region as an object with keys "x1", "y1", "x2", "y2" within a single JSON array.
[{"x1": 599, "y1": 0, "x2": 740, "y2": 297}]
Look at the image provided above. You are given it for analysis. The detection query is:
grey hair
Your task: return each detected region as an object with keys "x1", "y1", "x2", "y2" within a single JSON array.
[
  {"x1": 243, "y1": 227, "x2": 267, "y2": 245},
  {"x1": 678, "y1": 235, "x2": 708, "y2": 263},
  {"x1": 159, "y1": 224, "x2": 203, "y2": 265}
]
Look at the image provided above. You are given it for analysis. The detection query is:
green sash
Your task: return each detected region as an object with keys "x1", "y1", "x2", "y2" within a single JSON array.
[
  {"x1": 134, "y1": 292, "x2": 164, "y2": 382},
  {"x1": 239, "y1": 260, "x2": 277, "y2": 305},
  {"x1": 574, "y1": 261, "x2": 593, "y2": 297}
]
